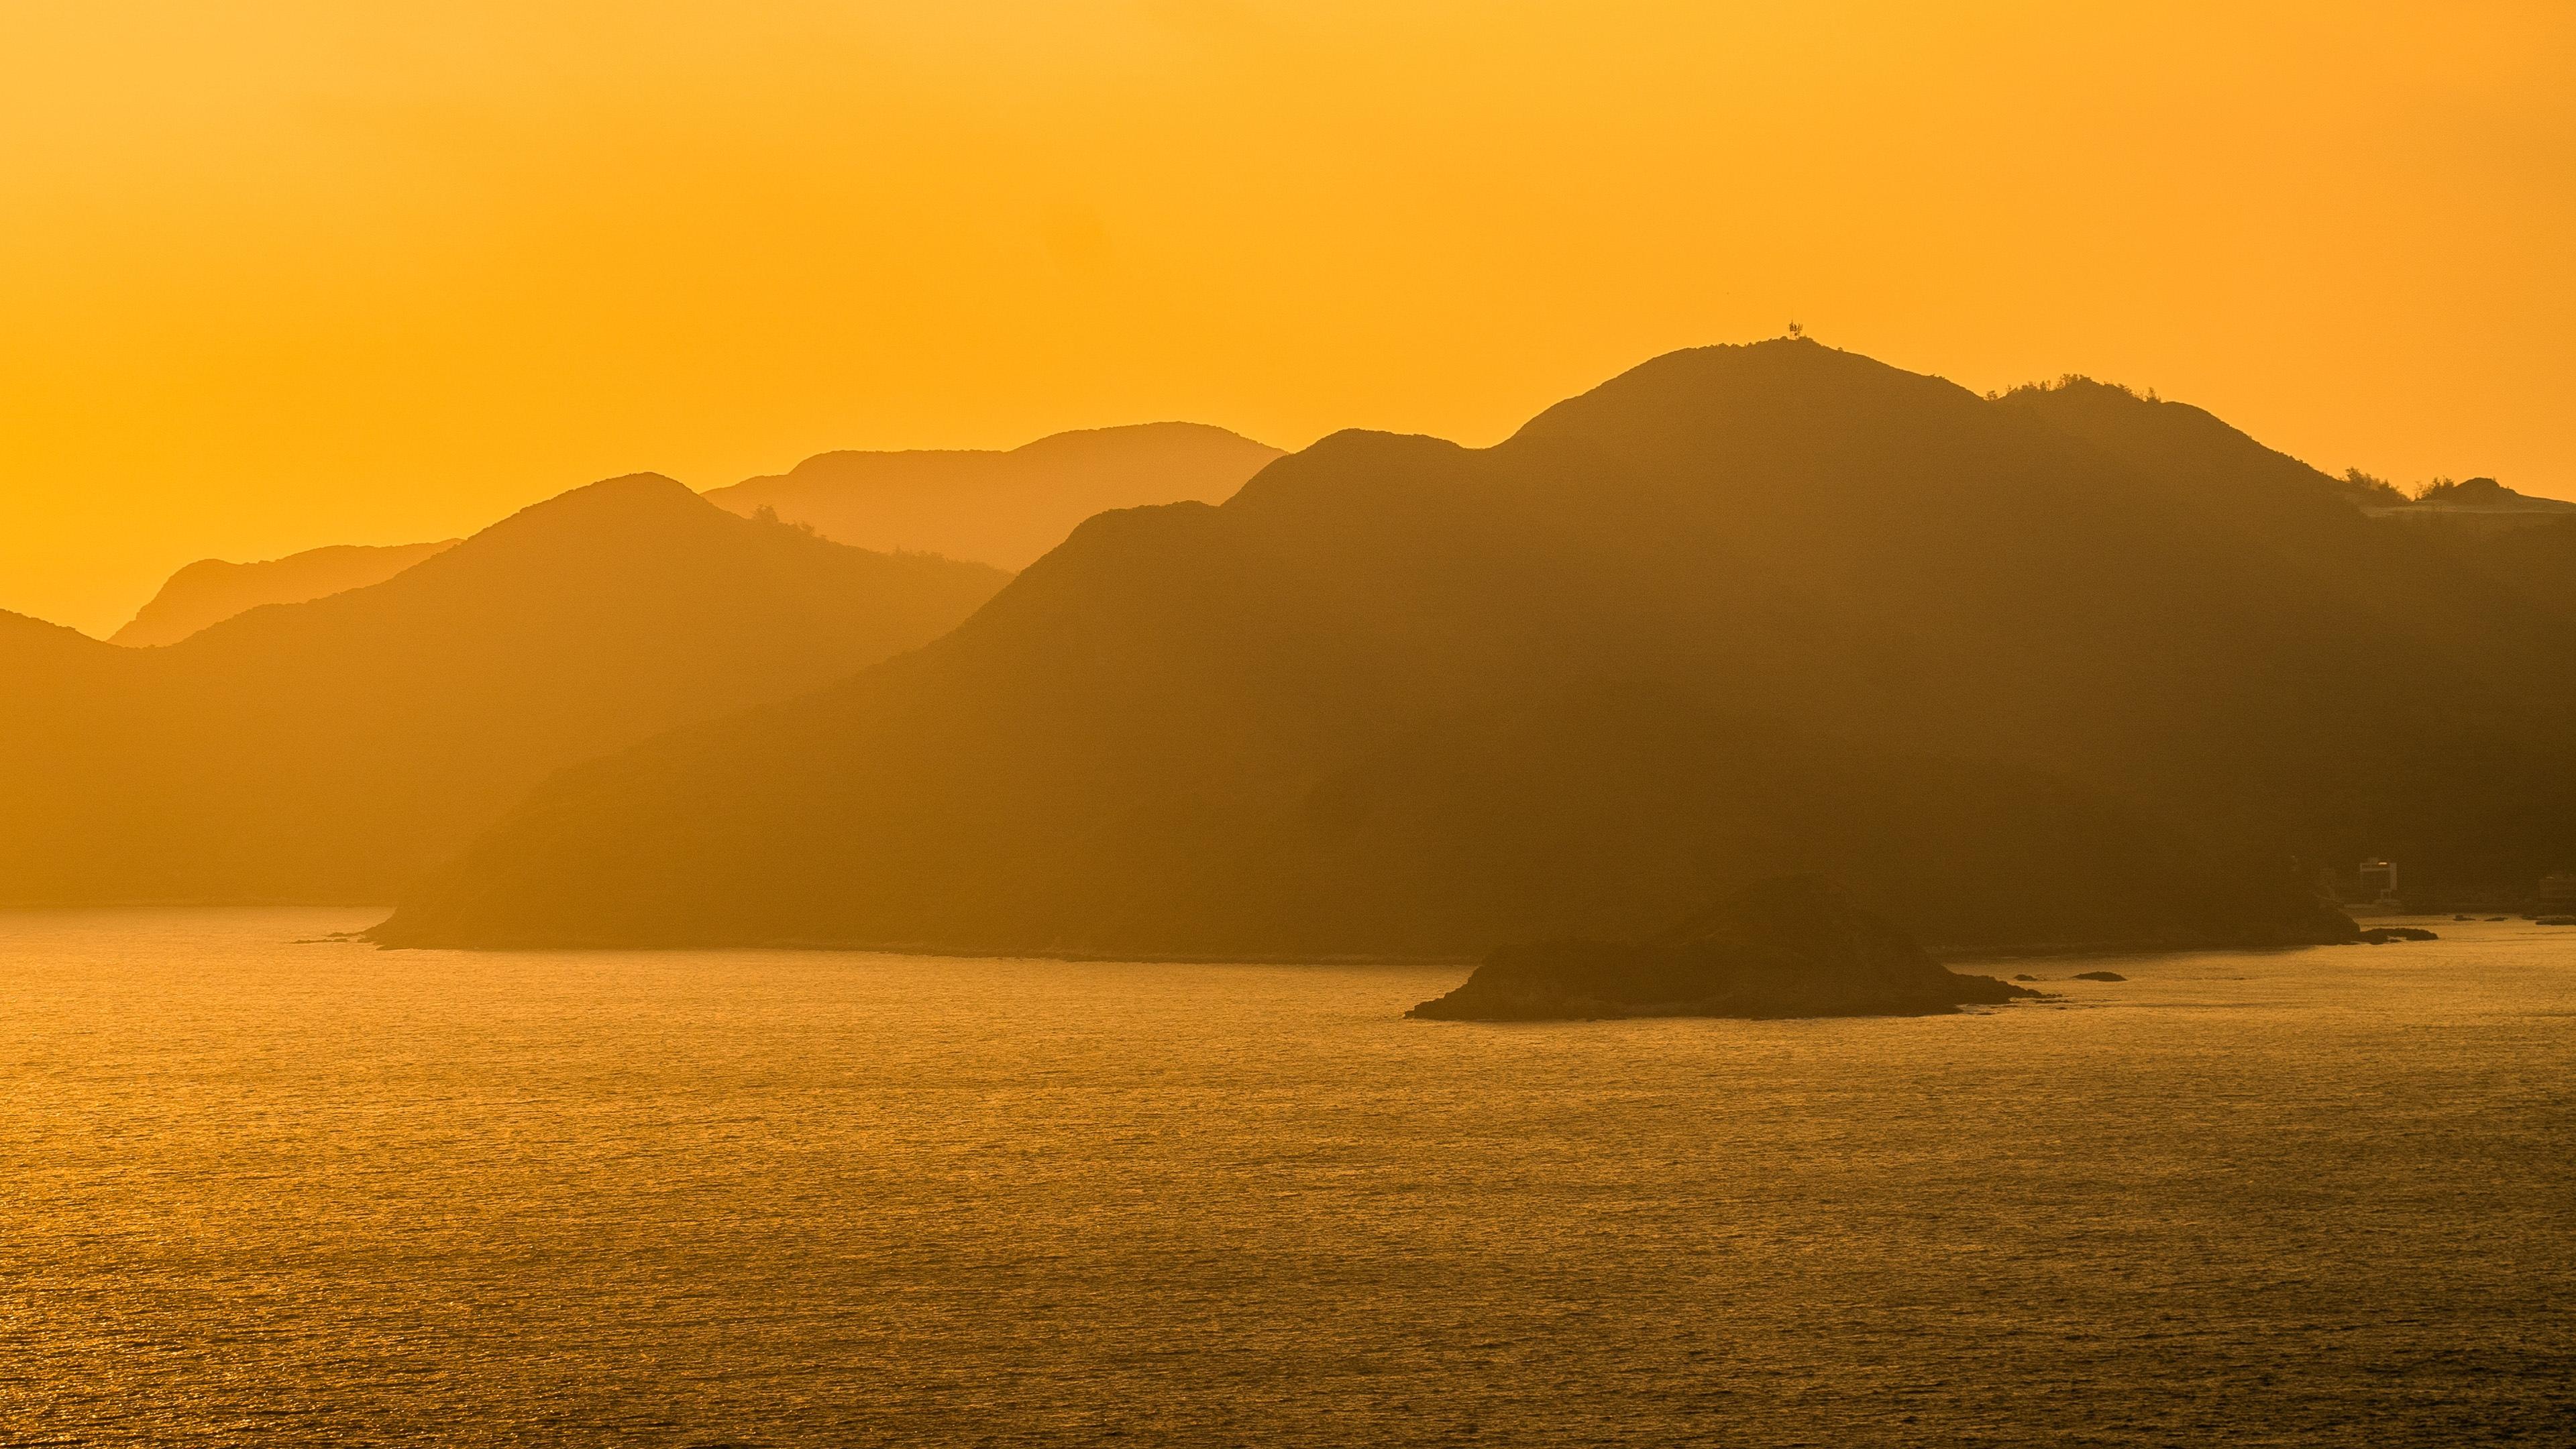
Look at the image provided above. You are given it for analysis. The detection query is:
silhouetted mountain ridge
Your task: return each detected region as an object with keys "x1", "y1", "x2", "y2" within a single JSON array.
[
  {"x1": 705, "y1": 421, "x2": 1282, "y2": 570},
  {"x1": 0, "y1": 476, "x2": 1008, "y2": 903},
  {"x1": 376, "y1": 339, "x2": 2575, "y2": 953},
  {"x1": 2000, "y1": 376, "x2": 2385, "y2": 513},
  {"x1": 112, "y1": 538, "x2": 460, "y2": 648},
  {"x1": 3, "y1": 608, "x2": 118, "y2": 667}
]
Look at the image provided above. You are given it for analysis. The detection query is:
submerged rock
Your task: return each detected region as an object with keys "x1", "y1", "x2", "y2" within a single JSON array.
[
  {"x1": 1407, "y1": 876, "x2": 2037, "y2": 1022},
  {"x1": 2540, "y1": 916, "x2": 2576, "y2": 927},
  {"x1": 2359, "y1": 926, "x2": 2440, "y2": 943},
  {"x1": 2071, "y1": 970, "x2": 2128, "y2": 982}
]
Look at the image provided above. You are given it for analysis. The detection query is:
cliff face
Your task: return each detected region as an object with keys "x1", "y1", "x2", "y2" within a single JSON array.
[{"x1": 1408, "y1": 877, "x2": 2040, "y2": 1021}]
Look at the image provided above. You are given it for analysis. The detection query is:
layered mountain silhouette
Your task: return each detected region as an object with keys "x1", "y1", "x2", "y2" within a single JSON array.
[
  {"x1": 703, "y1": 423, "x2": 1283, "y2": 570},
  {"x1": 99, "y1": 421, "x2": 1269, "y2": 649},
  {"x1": 0, "y1": 476, "x2": 1006, "y2": 903},
  {"x1": 372, "y1": 340, "x2": 2576, "y2": 954},
  {"x1": 111, "y1": 539, "x2": 461, "y2": 647}
]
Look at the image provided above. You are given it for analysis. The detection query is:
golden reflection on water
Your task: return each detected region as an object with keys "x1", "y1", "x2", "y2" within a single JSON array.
[{"x1": 2, "y1": 909, "x2": 2572, "y2": 1444}]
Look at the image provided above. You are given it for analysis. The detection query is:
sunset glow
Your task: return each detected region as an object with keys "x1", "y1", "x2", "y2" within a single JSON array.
[{"x1": 5, "y1": 1, "x2": 2570, "y2": 633}]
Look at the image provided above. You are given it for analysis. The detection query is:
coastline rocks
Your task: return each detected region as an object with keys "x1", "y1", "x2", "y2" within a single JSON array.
[
  {"x1": 2539, "y1": 916, "x2": 2576, "y2": 926},
  {"x1": 2359, "y1": 926, "x2": 2440, "y2": 943},
  {"x1": 2071, "y1": 970, "x2": 2127, "y2": 981},
  {"x1": 1407, "y1": 876, "x2": 2038, "y2": 1022}
]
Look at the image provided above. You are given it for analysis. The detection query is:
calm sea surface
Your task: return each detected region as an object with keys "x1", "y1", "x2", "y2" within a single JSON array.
[{"x1": 2, "y1": 909, "x2": 2571, "y2": 1446}]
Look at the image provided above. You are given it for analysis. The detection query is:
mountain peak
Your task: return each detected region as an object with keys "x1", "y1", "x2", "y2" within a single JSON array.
[
  {"x1": 1504, "y1": 338, "x2": 1969, "y2": 457},
  {"x1": 6, "y1": 461, "x2": 1009, "y2": 904},
  {"x1": 451, "y1": 473, "x2": 720, "y2": 552},
  {"x1": 1010, "y1": 421, "x2": 1275, "y2": 458},
  {"x1": 522, "y1": 471, "x2": 700, "y2": 515}
]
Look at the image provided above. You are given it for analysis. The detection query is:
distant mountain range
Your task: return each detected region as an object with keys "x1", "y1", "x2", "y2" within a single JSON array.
[
  {"x1": 1, "y1": 478, "x2": 1004, "y2": 903},
  {"x1": 702, "y1": 423, "x2": 1284, "y2": 570},
  {"x1": 111, "y1": 539, "x2": 460, "y2": 647},
  {"x1": 19, "y1": 356, "x2": 2573, "y2": 941},
  {"x1": 372, "y1": 341, "x2": 2576, "y2": 955},
  {"x1": 103, "y1": 422, "x2": 1279, "y2": 648}
]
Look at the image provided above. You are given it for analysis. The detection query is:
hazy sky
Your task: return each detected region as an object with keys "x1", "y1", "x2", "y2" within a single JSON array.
[{"x1": 5, "y1": 1, "x2": 2571, "y2": 634}]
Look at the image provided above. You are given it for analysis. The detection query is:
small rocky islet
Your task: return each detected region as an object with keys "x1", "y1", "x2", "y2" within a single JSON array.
[{"x1": 1408, "y1": 876, "x2": 2038, "y2": 1022}]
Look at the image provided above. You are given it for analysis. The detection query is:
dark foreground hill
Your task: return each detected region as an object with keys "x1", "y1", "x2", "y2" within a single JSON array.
[
  {"x1": 1409, "y1": 877, "x2": 2041, "y2": 1020},
  {"x1": 0, "y1": 476, "x2": 1006, "y2": 903},
  {"x1": 374, "y1": 340, "x2": 2576, "y2": 954},
  {"x1": 703, "y1": 423, "x2": 1283, "y2": 570},
  {"x1": 111, "y1": 539, "x2": 460, "y2": 647},
  {"x1": 2002, "y1": 379, "x2": 2576, "y2": 628},
  {"x1": 2407, "y1": 518, "x2": 2576, "y2": 623}
]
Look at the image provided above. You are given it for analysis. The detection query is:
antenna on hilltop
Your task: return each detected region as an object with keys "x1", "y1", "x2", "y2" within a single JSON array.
[{"x1": 1786, "y1": 321, "x2": 1805, "y2": 339}]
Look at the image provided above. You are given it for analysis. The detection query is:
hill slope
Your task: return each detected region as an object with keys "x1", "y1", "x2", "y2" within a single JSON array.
[
  {"x1": 2, "y1": 608, "x2": 121, "y2": 675},
  {"x1": 0, "y1": 476, "x2": 1007, "y2": 903},
  {"x1": 377, "y1": 341, "x2": 2576, "y2": 953},
  {"x1": 2425, "y1": 519, "x2": 2576, "y2": 621},
  {"x1": 704, "y1": 423, "x2": 1283, "y2": 570},
  {"x1": 111, "y1": 539, "x2": 460, "y2": 647}
]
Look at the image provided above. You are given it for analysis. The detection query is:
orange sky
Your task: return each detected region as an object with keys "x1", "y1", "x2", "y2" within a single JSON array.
[{"x1": 5, "y1": 1, "x2": 2572, "y2": 635}]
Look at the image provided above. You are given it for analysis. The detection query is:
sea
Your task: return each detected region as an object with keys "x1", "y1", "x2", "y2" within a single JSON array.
[{"x1": 2, "y1": 908, "x2": 2570, "y2": 1446}]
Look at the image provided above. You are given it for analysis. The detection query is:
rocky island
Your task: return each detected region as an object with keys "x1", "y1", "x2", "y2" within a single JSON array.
[{"x1": 1409, "y1": 877, "x2": 2039, "y2": 1022}]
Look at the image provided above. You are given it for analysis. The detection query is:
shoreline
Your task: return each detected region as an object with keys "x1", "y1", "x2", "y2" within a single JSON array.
[{"x1": 362, "y1": 924, "x2": 2373, "y2": 967}]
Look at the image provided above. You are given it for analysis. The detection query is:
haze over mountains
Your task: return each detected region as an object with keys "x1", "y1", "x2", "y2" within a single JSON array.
[
  {"x1": 92, "y1": 423, "x2": 1279, "y2": 648},
  {"x1": 376, "y1": 340, "x2": 2576, "y2": 956},
  {"x1": 704, "y1": 423, "x2": 1284, "y2": 570},
  {"x1": 0, "y1": 478, "x2": 1004, "y2": 903},
  {"x1": 17, "y1": 342, "x2": 2573, "y2": 947},
  {"x1": 111, "y1": 539, "x2": 461, "y2": 647}
]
